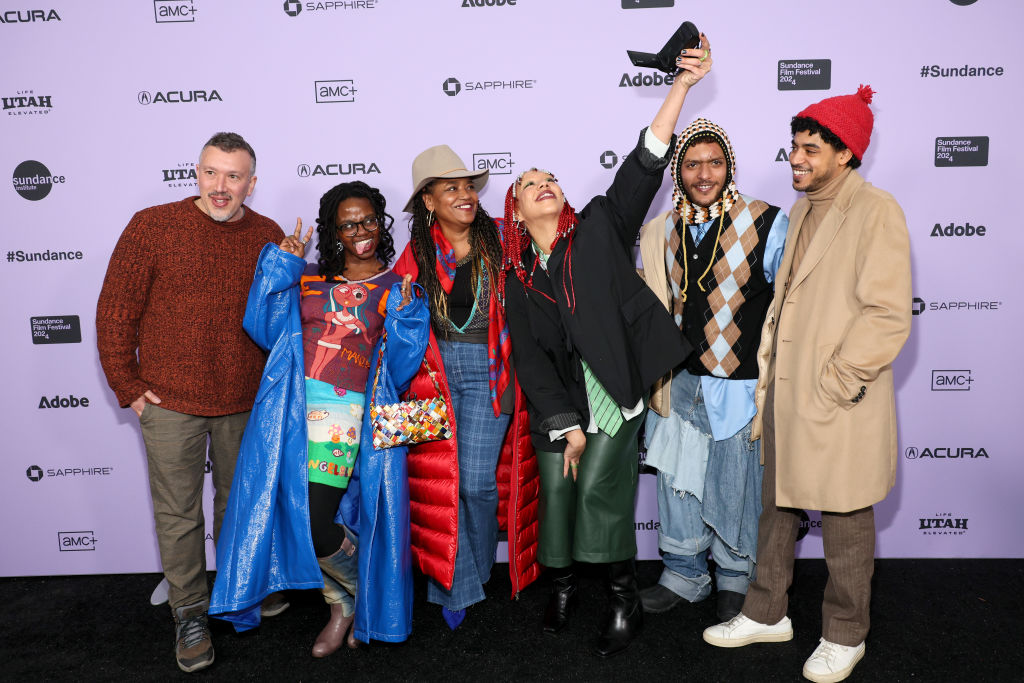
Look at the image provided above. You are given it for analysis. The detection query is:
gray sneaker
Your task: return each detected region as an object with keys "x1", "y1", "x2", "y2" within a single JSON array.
[{"x1": 173, "y1": 602, "x2": 214, "y2": 673}]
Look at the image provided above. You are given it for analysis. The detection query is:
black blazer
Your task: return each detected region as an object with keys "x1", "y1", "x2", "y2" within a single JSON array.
[{"x1": 505, "y1": 129, "x2": 692, "y2": 452}]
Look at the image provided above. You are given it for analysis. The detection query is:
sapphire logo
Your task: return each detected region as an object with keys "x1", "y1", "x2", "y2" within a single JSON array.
[
  {"x1": 443, "y1": 77, "x2": 534, "y2": 96},
  {"x1": 59, "y1": 531, "x2": 97, "y2": 551},
  {"x1": 13, "y1": 160, "x2": 65, "y2": 201},
  {"x1": 443, "y1": 77, "x2": 461, "y2": 96},
  {"x1": 913, "y1": 297, "x2": 1001, "y2": 314},
  {"x1": 472, "y1": 153, "x2": 514, "y2": 175},
  {"x1": 600, "y1": 151, "x2": 619, "y2": 169},
  {"x1": 315, "y1": 80, "x2": 356, "y2": 103},
  {"x1": 931, "y1": 370, "x2": 973, "y2": 391},
  {"x1": 284, "y1": 1, "x2": 377, "y2": 15},
  {"x1": 462, "y1": 0, "x2": 517, "y2": 5},
  {"x1": 26, "y1": 465, "x2": 43, "y2": 482},
  {"x1": 154, "y1": 0, "x2": 196, "y2": 22}
]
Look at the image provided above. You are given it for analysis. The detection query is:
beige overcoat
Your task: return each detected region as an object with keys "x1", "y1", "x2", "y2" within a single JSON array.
[{"x1": 752, "y1": 170, "x2": 911, "y2": 512}]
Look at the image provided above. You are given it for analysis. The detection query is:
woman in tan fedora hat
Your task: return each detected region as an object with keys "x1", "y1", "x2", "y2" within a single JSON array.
[
  {"x1": 393, "y1": 148, "x2": 539, "y2": 630},
  {"x1": 500, "y1": 35, "x2": 712, "y2": 657}
]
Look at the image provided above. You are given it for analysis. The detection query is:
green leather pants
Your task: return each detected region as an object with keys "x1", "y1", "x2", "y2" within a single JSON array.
[{"x1": 536, "y1": 411, "x2": 643, "y2": 566}]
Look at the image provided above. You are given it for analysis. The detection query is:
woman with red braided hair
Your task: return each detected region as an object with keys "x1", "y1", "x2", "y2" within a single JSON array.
[{"x1": 501, "y1": 35, "x2": 713, "y2": 657}]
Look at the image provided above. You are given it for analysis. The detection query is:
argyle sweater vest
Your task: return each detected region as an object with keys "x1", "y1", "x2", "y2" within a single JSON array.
[{"x1": 675, "y1": 195, "x2": 781, "y2": 380}]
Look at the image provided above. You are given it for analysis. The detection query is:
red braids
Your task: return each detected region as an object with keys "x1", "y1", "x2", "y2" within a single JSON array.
[{"x1": 501, "y1": 170, "x2": 579, "y2": 298}]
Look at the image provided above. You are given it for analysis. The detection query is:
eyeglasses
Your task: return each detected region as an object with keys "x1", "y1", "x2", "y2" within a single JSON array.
[{"x1": 337, "y1": 215, "x2": 380, "y2": 236}]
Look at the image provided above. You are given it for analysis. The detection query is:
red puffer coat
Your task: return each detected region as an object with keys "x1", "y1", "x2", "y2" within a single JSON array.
[{"x1": 394, "y1": 245, "x2": 540, "y2": 597}]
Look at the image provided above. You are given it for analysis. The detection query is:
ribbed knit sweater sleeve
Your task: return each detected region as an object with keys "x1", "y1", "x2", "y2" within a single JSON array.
[{"x1": 96, "y1": 210, "x2": 156, "y2": 407}]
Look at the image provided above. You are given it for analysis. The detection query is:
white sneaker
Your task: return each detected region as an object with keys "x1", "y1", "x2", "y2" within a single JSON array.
[
  {"x1": 802, "y1": 638, "x2": 865, "y2": 683},
  {"x1": 702, "y1": 613, "x2": 794, "y2": 648}
]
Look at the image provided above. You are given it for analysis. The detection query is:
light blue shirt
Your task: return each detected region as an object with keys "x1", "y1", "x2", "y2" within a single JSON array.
[{"x1": 664, "y1": 207, "x2": 788, "y2": 440}]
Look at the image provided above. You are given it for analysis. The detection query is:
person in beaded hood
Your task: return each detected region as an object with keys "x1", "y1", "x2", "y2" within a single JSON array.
[{"x1": 637, "y1": 117, "x2": 789, "y2": 624}]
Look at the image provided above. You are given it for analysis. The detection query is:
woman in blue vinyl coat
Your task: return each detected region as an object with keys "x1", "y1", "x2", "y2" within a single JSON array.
[{"x1": 210, "y1": 182, "x2": 428, "y2": 655}]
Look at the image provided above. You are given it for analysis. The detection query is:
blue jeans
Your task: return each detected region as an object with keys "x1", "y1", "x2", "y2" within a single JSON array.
[
  {"x1": 427, "y1": 340, "x2": 510, "y2": 610},
  {"x1": 656, "y1": 371, "x2": 762, "y2": 602}
]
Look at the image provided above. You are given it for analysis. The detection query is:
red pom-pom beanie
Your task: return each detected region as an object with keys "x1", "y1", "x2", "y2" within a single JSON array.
[{"x1": 796, "y1": 84, "x2": 875, "y2": 161}]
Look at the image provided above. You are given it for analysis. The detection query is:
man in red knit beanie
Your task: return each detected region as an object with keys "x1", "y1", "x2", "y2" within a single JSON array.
[
  {"x1": 97, "y1": 132, "x2": 284, "y2": 673},
  {"x1": 703, "y1": 87, "x2": 912, "y2": 683}
]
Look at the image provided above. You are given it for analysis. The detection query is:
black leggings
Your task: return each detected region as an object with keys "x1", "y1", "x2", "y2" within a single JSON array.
[{"x1": 308, "y1": 481, "x2": 347, "y2": 558}]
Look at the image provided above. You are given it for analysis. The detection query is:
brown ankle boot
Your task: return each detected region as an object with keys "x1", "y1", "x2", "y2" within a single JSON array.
[{"x1": 312, "y1": 604, "x2": 354, "y2": 658}]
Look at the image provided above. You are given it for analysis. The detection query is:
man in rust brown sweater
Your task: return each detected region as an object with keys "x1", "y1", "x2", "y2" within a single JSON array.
[{"x1": 96, "y1": 132, "x2": 284, "y2": 673}]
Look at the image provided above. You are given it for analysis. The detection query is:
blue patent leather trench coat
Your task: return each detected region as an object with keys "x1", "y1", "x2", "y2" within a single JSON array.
[{"x1": 210, "y1": 244, "x2": 428, "y2": 643}]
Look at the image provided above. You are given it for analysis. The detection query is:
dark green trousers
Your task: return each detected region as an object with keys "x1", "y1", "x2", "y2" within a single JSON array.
[{"x1": 536, "y1": 411, "x2": 643, "y2": 566}]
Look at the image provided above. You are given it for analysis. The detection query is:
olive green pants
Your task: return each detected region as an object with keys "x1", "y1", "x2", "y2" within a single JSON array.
[{"x1": 536, "y1": 411, "x2": 643, "y2": 566}]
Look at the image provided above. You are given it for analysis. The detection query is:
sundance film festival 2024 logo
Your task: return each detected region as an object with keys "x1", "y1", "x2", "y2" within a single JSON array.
[
  {"x1": 31, "y1": 316, "x2": 82, "y2": 344},
  {"x1": 12, "y1": 160, "x2": 65, "y2": 201},
  {"x1": 935, "y1": 137, "x2": 988, "y2": 166},
  {"x1": 154, "y1": 0, "x2": 196, "y2": 22},
  {"x1": 3, "y1": 90, "x2": 52, "y2": 116},
  {"x1": 777, "y1": 60, "x2": 831, "y2": 90}
]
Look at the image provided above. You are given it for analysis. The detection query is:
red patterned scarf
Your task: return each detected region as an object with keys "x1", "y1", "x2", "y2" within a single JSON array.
[{"x1": 430, "y1": 221, "x2": 511, "y2": 417}]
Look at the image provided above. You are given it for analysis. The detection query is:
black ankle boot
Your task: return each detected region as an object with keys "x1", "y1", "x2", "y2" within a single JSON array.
[
  {"x1": 595, "y1": 558, "x2": 642, "y2": 657},
  {"x1": 543, "y1": 569, "x2": 577, "y2": 634}
]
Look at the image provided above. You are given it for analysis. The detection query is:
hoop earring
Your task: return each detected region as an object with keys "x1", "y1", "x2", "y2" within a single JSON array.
[
  {"x1": 336, "y1": 241, "x2": 344, "y2": 253},
  {"x1": 427, "y1": 210, "x2": 435, "y2": 227}
]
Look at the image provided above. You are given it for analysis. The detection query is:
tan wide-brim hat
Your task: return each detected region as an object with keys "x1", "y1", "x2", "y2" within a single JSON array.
[{"x1": 403, "y1": 144, "x2": 488, "y2": 213}]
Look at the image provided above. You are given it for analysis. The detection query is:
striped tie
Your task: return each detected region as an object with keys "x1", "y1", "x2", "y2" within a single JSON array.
[{"x1": 581, "y1": 359, "x2": 623, "y2": 437}]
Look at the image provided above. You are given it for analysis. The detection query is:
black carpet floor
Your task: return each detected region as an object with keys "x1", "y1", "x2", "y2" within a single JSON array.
[{"x1": 2, "y1": 559, "x2": 1021, "y2": 682}]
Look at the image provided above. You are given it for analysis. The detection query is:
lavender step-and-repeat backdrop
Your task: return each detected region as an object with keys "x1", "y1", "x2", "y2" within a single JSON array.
[{"x1": 2, "y1": 0, "x2": 1020, "y2": 577}]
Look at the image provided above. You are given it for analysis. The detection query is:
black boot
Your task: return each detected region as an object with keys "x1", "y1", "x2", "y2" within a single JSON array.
[
  {"x1": 543, "y1": 568, "x2": 577, "y2": 634},
  {"x1": 595, "y1": 558, "x2": 643, "y2": 658}
]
